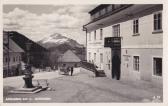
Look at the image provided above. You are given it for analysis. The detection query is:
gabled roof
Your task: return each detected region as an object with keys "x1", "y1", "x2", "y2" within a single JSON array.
[
  {"x1": 3, "y1": 31, "x2": 48, "y2": 52},
  {"x1": 9, "y1": 38, "x2": 24, "y2": 52},
  {"x1": 3, "y1": 34, "x2": 24, "y2": 53},
  {"x1": 58, "y1": 50, "x2": 81, "y2": 63}
]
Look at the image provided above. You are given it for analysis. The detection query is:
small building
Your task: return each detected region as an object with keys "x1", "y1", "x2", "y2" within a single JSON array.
[
  {"x1": 58, "y1": 50, "x2": 81, "y2": 73},
  {"x1": 3, "y1": 32, "x2": 24, "y2": 77}
]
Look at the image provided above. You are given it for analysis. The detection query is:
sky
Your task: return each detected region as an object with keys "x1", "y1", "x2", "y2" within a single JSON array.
[{"x1": 3, "y1": 5, "x2": 97, "y2": 45}]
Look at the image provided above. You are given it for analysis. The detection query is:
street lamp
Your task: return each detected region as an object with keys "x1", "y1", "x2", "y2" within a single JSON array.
[{"x1": 23, "y1": 41, "x2": 34, "y2": 88}]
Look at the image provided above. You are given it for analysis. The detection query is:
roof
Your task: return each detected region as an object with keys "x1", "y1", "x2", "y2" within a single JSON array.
[
  {"x1": 58, "y1": 50, "x2": 81, "y2": 63},
  {"x1": 83, "y1": 4, "x2": 162, "y2": 32},
  {"x1": 3, "y1": 34, "x2": 24, "y2": 53},
  {"x1": 3, "y1": 31, "x2": 48, "y2": 52},
  {"x1": 89, "y1": 4, "x2": 109, "y2": 15},
  {"x1": 3, "y1": 45, "x2": 12, "y2": 53}
]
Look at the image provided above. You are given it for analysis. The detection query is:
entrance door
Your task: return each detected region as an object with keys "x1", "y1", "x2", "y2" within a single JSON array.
[{"x1": 111, "y1": 49, "x2": 121, "y2": 80}]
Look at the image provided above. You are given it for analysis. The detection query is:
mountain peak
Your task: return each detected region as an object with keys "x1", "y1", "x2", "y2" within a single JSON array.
[
  {"x1": 38, "y1": 32, "x2": 84, "y2": 50},
  {"x1": 50, "y1": 33, "x2": 67, "y2": 39},
  {"x1": 40, "y1": 33, "x2": 69, "y2": 44}
]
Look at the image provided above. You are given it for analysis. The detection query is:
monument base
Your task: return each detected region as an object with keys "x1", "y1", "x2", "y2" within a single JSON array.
[{"x1": 9, "y1": 86, "x2": 44, "y2": 94}]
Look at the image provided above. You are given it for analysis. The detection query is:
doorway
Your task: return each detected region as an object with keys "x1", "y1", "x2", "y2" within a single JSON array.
[{"x1": 111, "y1": 49, "x2": 121, "y2": 80}]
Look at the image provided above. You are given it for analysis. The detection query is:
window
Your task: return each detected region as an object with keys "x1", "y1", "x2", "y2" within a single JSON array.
[
  {"x1": 133, "y1": 56, "x2": 139, "y2": 71},
  {"x1": 95, "y1": 12, "x2": 99, "y2": 18},
  {"x1": 113, "y1": 24, "x2": 120, "y2": 37},
  {"x1": 114, "y1": 5, "x2": 120, "y2": 9},
  {"x1": 111, "y1": 5, "x2": 115, "y2": 11},
  {"x1": 107, "y1": 5, "x2": 112, "y2": 12},
  {"x1": 153, "y1": 58, "x2": 162, "y2": 76},
  {"x1": 91, "y1": 14, "x2": 95, "y2": 20},
  {"x1": 100, "y1": 29, "x2": 103, "y2": 40},
  {"x1": 94, "y1": 30, "x2": 96, "y2": 40},
  {"x1": 88, "y1": 32, "x2": 91, "y2": 41},
  {"x1": 133, "y1": 19, "x2": 139, "y2": 34},
  {"x1": 101, "y1": 8, "x2": 106, "y2": 15},
  {"x1": 154, "y1": 12, "x2": 162, "y2": 31},
  {"x1": 99, "y1": 11, "x2": 101, "y2": 16},
  {"x1": 105, "y1": 7, "x2": 108, "y2": 13},
  {"x1": 94, "y1": 53, "x2": 96, "y2": 62},
  {"x1": 100, "y1": 53, "x2": 103, "y2": 63},
  {"x1": 99, "y1": 10, "x2": 102, "y2": 16}
]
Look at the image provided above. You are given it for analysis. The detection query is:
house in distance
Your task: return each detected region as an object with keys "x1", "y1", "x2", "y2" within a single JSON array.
[{"x1": 58, "y1": 50, "x2": 81, "y2": 74}]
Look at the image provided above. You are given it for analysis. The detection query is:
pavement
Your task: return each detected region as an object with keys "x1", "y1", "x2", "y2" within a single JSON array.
[{"x1": 3, "y1": 67, "x2": 163, "y2": 103}]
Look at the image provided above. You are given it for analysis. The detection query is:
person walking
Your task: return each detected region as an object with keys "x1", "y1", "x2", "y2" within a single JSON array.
[
  {"x1": 70, "y1": 67, "x2": 74, "y2": 76},
  {"x1": 66, "y1": 66, "x2": 70, "y2": 75}
]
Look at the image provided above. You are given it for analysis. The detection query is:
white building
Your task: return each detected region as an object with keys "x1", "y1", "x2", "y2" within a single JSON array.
[{"x1": 83, "y1": 4, "x2": 162, "y2": 86}]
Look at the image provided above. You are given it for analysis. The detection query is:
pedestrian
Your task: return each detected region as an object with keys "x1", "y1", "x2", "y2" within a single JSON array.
[
  {"x1": 66, "y1": 66, "x2": 70, "y2": 75},
  {"x1": 70, "y1": 67, "x2": 74, "y2": 76}
]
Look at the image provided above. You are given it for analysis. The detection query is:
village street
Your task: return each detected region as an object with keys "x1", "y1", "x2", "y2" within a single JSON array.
[{"x1": 3, "y1": 68, "x2": 162, "y2": 103}]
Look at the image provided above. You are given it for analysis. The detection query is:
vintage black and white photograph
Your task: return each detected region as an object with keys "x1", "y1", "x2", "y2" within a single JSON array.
[{"x1": 3, "y1": 3, "x2": 163, "y2": 103}]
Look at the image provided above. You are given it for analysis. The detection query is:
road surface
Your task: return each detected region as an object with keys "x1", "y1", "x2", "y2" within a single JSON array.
[{"x1": 3, "y1": 68, "x2": 162, "y2": 103}]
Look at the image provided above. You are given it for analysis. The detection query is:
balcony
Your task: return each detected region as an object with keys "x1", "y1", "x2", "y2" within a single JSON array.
[{"x1": 104, "y1": 37, "x2": 121, "y2": 49}]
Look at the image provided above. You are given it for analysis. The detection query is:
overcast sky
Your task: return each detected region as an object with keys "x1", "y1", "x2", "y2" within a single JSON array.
[{"x1": 3, "y1": 5, "x2": 97, "y2": 45}]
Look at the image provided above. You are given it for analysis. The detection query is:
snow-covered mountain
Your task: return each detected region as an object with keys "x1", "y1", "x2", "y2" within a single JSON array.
[
  {"x1": 38, "y1": 33, "x2": 83, "y2": 49},
  {"x1": 40, "y1": 33, "x2": 69, "y2": 44},
  {"x1": 37, "y1": 33, "x2": 86, "y2": 65}
]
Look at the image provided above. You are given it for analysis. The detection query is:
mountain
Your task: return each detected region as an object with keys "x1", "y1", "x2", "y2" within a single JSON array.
[
  {"x1": 38, "y1": 33, "x2": 83, "y2": 49},
  {"x1": 38, "y1": 33, "x2": 85, "y2": 53}
]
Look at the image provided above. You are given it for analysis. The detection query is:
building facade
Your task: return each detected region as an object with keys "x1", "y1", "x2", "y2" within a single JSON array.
[
  {"x1": 83, "y1": 4, "x2": 163, "y2": 86},
  {"x1": 3, "y1": 32, "x2": 24, "y2": 77}
]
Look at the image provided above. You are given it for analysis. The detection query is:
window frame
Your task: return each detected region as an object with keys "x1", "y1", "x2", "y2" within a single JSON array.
[
  {"x1": 113, "y1": 24, "x2": 120, "y2": 37},
  {"x1": 133, "y1": 19, "x2": 139, "y2": 35},
  {"x1": 133, "y1": 56, "x2": 140, "y2": 71},
  {"x1": 153, "y1": 12, "x2": 162, "y2": 32}
]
